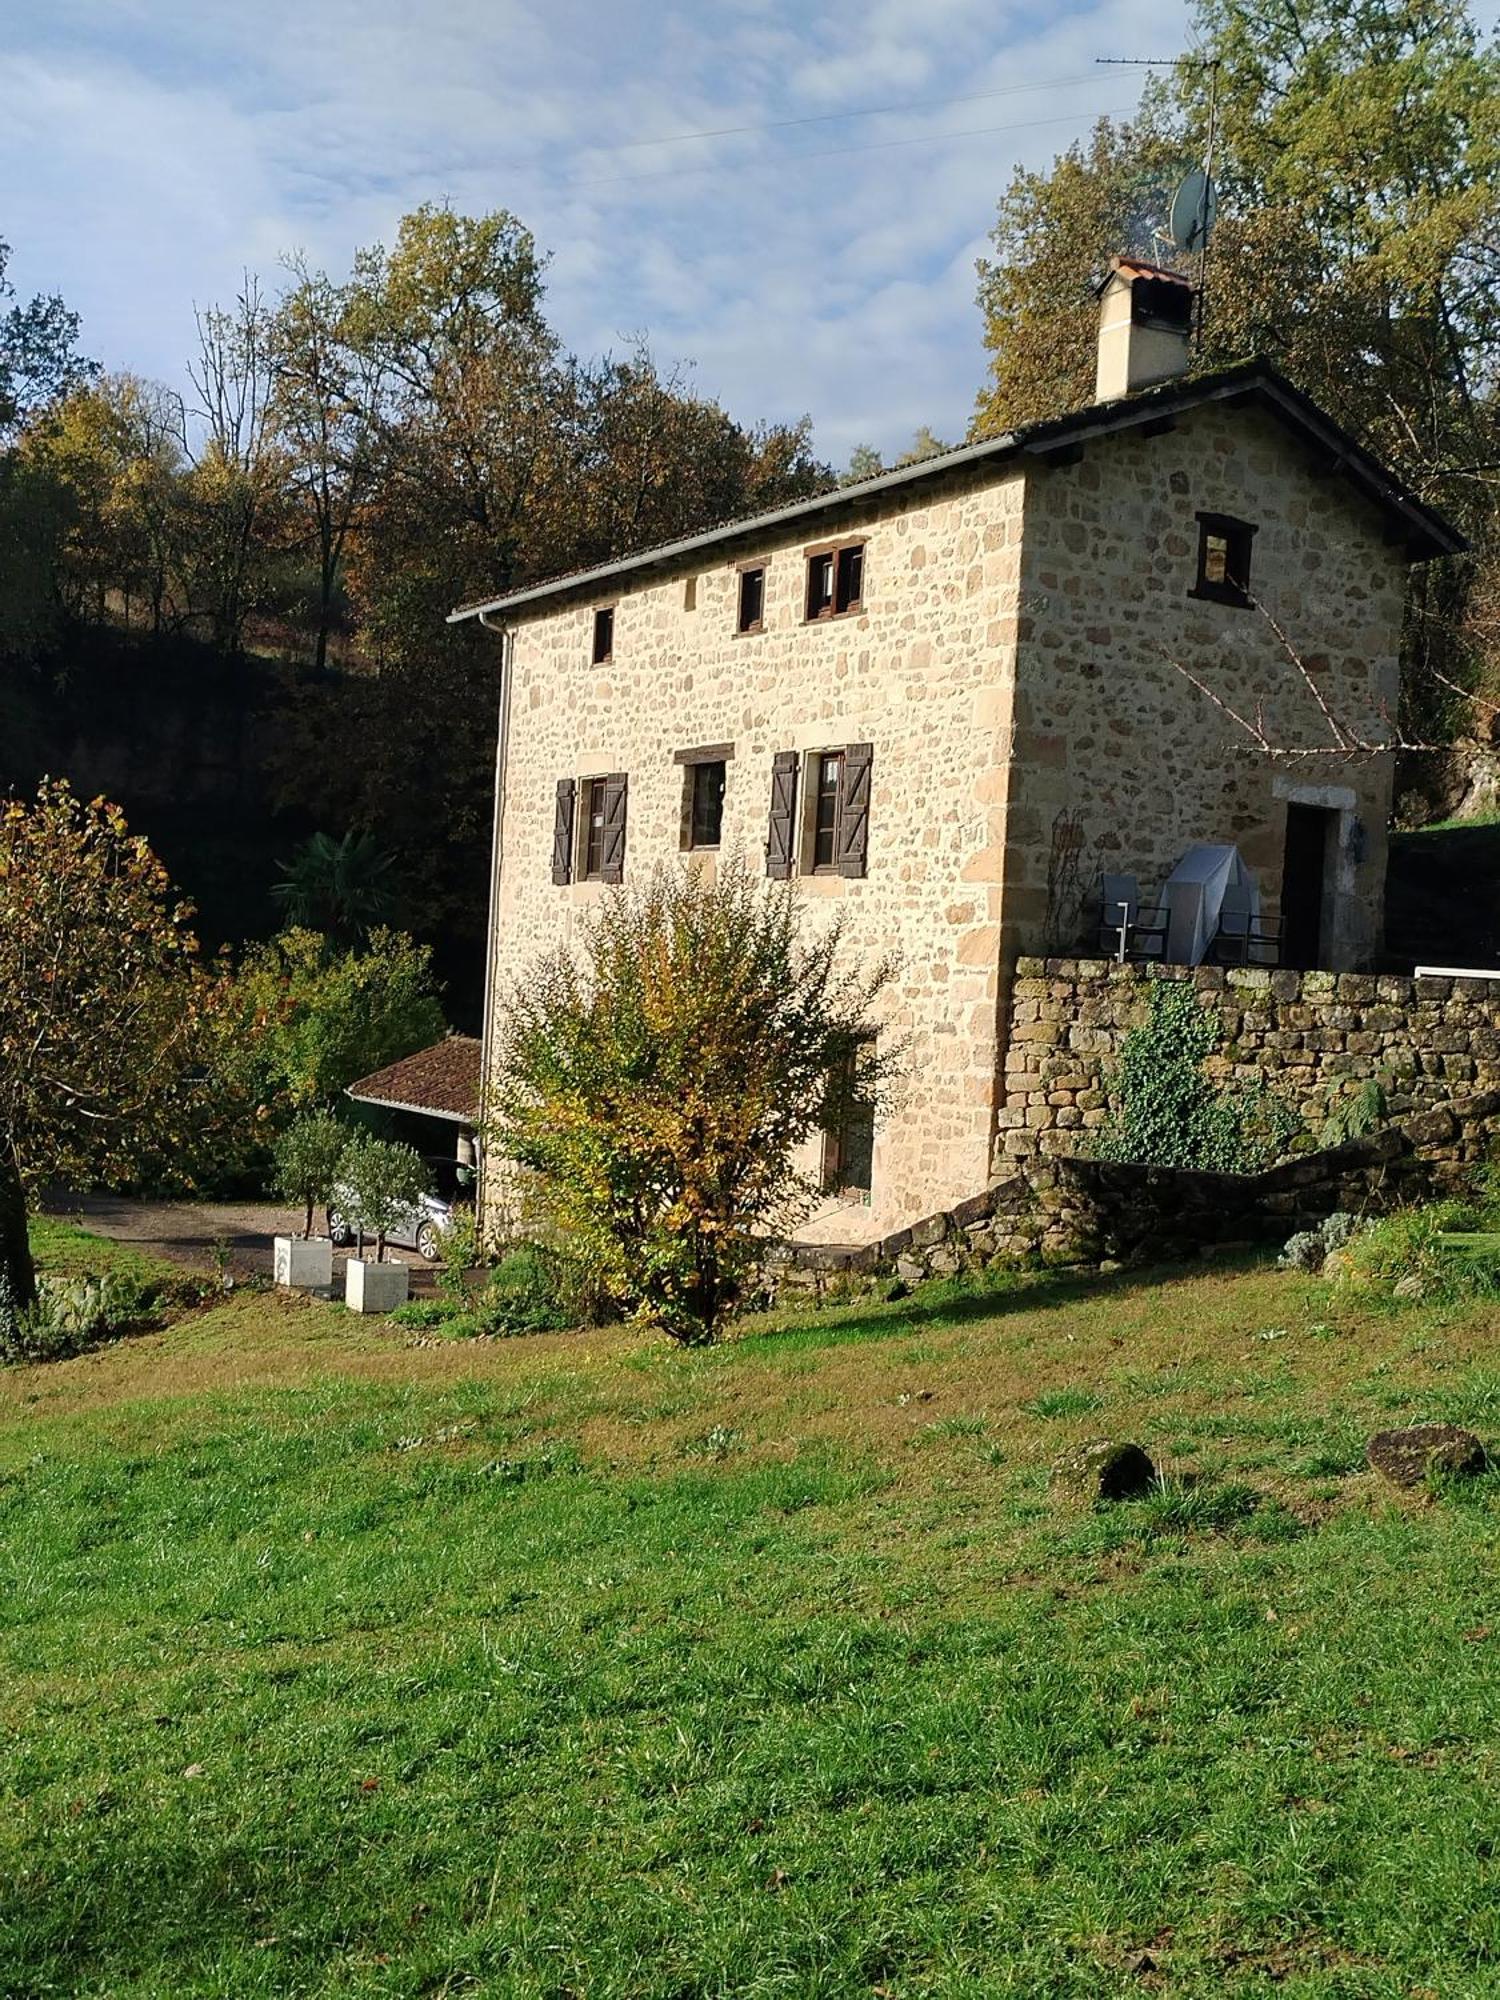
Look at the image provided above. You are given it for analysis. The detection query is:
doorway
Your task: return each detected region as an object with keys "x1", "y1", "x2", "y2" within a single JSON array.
[{"x1": 1281, "y1": 803, "x2": 1336, "y2": 969}]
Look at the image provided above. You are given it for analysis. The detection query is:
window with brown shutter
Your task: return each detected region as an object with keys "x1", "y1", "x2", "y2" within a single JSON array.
[
  {"x1": 833, "y1": 741, "x2": 873, "y2": 878},
  {"x1": 765, "y1": 750, "x2": 799, "y2": 879},
  {"x1": 599, "y1": 773, "x2": 628, "y2": 883},
  {"x1": 811, "y1": 751, "x2": 843, "y2": 871},
  {"x1": 552, "y1": 777, "x2": 576, "y2": 885}
]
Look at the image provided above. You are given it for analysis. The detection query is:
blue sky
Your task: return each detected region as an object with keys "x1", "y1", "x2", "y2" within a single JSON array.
[{"x1": 2, "y1": 0, "x2": 1486, "y2": 464}]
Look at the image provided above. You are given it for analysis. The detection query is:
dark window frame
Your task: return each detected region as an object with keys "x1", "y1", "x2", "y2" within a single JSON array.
[
  {"x1": 810, "y1": 750, "x2": 845, "y2": 872},
  {"x1": 821, "y1": 1034, "x2": 876, "y2": 1200},
  {"x1": 736, "y1": 562, "x2": 766, "y2": 635},
  {"x1": 591, "y1": 604, "x2": 616, "y2": 663},
  {"x1": 1189, "y1": 512, "x2": 1257, "y2": 607},
  {"x1": 580, "y1": 776, "x2": 608, "y2": 879},
  {"x1": 804, "y1": 538, "x2": 865, "y2": 622},
  {"x1": 675, "y1": 743, "x2": 734, "y2": 852}
]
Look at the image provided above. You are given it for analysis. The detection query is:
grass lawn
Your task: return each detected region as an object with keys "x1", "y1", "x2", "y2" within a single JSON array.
[{"x1": 5, "y1": 1229, "x2": 1500, "y2": 1997}]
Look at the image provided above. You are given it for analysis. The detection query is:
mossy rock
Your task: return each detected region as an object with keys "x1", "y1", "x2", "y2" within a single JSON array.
[
  {"x1": 1052, "y1": 1438, "x2": 1157, "y2": 1503},
  {"x1": 1366, "y1": 1423, "x2": 1487, "y2": 1488}
]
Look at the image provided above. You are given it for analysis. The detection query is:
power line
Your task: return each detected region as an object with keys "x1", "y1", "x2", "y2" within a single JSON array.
[
  {"x1": 591, "y1": 70, "x2": 1102, "y2": 156},
  {"x1": 556, "y1": 101, "x2": 1137, "y2": 195}
]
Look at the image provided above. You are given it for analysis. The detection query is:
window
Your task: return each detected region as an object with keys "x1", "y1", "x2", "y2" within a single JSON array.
[
  {"x1": 835, "y1": 543, "x2": 863, "y2": 613},
  {"x1": 812, "y1": 751, "x2": 843, "y2": 870},
  {"x1": 822, "y1": 1041, "x2": 875, "y2": 1199},
  {"x1": 764, "y1": 743, "x2": 875, "y2": 880},
  {"x1": 737, "y1": 565, "x2": 765, "y2": 634},
  {"x1": 689, "y1": 760, "x2": 726, "y2": 849},
  {"x1": 1191, "y1": 513, "x2": 1257, "y2": 607},
  {"x1": 576, "y1": 773, "x2": 627, "y2": 883},
  {"x1": 683, "y1": 575, "x2": 698, "y2": 612},
  {"x1": 592, "y1": 605, "x2": 615, "y2": 662},
  {"x1": 675, "y1": 744, "x2": 733, "y2": 850},
  {"x1": 582, "y1": 778, "x2": 607, "y2": 877},
  {"x1": 804, "y1": 541, "x2": 866, "y2": 621},
  {"x1": 806, "y1": 552, "x2": 834, "y2": 620}
]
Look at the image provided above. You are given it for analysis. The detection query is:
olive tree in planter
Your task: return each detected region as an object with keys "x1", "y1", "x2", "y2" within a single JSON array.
[
  {"x1": 270, "y1": 1111, "x2": 348, "y2": 1290},
  {"x1": 339, "y1": 1135, "x2": 430, "y2": 1313}
]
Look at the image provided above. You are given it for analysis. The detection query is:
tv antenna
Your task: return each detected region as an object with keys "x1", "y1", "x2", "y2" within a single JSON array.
[{"x1": 1096, "y1": 55, "x2": 1221, "y2": 349}]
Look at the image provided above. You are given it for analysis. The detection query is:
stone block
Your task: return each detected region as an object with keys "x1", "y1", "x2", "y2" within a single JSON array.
[
  {"x1": 345, "y1": 1258, "x2": 410, "y2": 1315},
  {"x1": 274, "y1": 1235, "x2": 333, "y2": 1291}
]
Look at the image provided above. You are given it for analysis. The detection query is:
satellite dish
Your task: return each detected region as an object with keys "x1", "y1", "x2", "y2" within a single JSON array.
[{"x1": 1168, "y1": 168, "x2": 1218, "y2": 254}]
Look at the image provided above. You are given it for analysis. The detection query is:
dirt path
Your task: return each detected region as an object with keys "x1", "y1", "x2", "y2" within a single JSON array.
[{"x1": 43, "y1": 1194, "x2": 434, "y2": 1287}]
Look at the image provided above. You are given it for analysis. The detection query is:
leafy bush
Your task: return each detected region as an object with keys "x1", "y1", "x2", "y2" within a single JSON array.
[
  {"x1": 270, "y1": 1110, "x2": 350, "y2": 1237},
  {"x1": 1340, "y1": 1205, "x2": 1500, "y2": 1304},
  {"x1": 387, "y1": 1246, "x2": 577, "y2": 1340},
  {"x1": 1320, "y1": 1077, "x2": 1389, "y2": 1149},
  {"x1": 492, "y1": 857, "x2": 899, "y2": 1345},
  {"x1": 0, "y1": 1270, "x2": 164, "y2": 1364},
  {"x1": 435, "y1": 1206, "x2": 481, "y2": 1307},
  {"x1": 336, "y1": 1136, "x2": 429, "y2": 1260},
  {"x1": 1097, "y1": 980, "x2": 1298, "y2": 1174},
  {"x1": 1279, "y1": 1210, "x2": 1362, "y2": 1271}
]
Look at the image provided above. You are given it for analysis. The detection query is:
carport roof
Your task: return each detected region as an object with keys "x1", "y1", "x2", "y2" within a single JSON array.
[{"x1": 346, "y1": 1036, "x2": 481, "y2": 1125}]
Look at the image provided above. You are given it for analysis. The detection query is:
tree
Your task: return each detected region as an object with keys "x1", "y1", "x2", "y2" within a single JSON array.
[
  {"x1": 184, "y1": 277, "x2": 287, "y2": 651},
  {"x1": 0, "y1": 237, "x2": 95, "y2": 439},
  {"x1": 336, "y1": 1134, "x2": 429, "y2": 1260},
  {"x1": 271, "y1": 830, "x2": 399, "y2": 941},
  {"x1": 492, "y1": 858, "x2": 900, "y2": 1345},
  {"x1": 0, "y1": 782, "x2": 218, "y2": 1311},
  {"x1": 268, "y1": 260, "x2": 386, "y2": 671},
  {"x1": 270, "y1": 1110, "x2": 350, "y2": 1238},
  {"x1": 970, "y1": 1, "x2": 1500, "y2": 736},
  {"x1": 218, "y1": 925, "x2": 446, "y2": 1119}
]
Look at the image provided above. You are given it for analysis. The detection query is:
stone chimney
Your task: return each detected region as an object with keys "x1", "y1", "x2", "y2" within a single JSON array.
[{"x1": 1094, "y1": 257, "x2": 1194, "y2": 403}]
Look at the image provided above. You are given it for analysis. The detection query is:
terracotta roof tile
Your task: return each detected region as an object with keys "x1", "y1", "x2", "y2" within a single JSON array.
[{"x1": 346, "y1": 1036, "x2": 481, "y2": 1122}]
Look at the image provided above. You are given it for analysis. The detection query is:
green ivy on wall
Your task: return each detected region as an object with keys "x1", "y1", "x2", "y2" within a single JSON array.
[{"x1": 1096, "y1": 980, "x2": 1299, "y2": 1174}]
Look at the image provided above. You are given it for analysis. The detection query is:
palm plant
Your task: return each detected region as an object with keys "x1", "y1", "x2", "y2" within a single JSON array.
[{"x1": 272, "y1": 829, "x2": 398, "y2": 941}]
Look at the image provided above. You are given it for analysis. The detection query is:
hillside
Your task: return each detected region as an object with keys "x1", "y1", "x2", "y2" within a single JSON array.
[
  {"x1": 1385, "y1": 819, "x2": 1500, "y2": 971},
  {"x1": 4, "y1": 1223, "x2": 1500, "y2": 1995}
]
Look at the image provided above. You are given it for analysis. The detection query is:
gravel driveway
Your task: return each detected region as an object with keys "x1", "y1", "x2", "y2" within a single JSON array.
[{"x1": 44, "y1": 1193, "x2": 434, "y2": 1287}]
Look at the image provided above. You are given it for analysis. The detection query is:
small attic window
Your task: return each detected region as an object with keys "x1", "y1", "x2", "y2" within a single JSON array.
[
  {"x1": 592, "y1": 605, "x2": 615, "y2": 662},
  {"x1": 1191, "y1": 512, "x2": 1257, "y2": 607}
]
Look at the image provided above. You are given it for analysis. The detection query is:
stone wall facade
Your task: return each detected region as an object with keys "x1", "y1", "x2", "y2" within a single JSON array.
[
  {"x1": 482, "y1": 395, "x2": 1414, "y2": 1239},
  {"x1": 1008, "y1": 403, "x2": 1405, "y2": 969},
  {"x1": 1000, "y1": 957, "x2": 1500, "y2": 1163},
  {"x1": 487, "y1": 468, "x2": 1029, "y2": 1236}
]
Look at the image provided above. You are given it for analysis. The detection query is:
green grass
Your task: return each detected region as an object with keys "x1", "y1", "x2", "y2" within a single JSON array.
[{"x1": 6, "y1": 1226, "x2": 1500, "y2": 1995}]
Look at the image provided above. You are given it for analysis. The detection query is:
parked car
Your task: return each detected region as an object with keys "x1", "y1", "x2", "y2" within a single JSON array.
[{"x1": 328, "y1": 1155, "x2": 475, "y2": 1262}]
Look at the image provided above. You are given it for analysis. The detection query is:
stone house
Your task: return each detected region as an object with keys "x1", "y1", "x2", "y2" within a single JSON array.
[{"x1": 451, "y1": 261, "x2": 1464, "y2": 1239}]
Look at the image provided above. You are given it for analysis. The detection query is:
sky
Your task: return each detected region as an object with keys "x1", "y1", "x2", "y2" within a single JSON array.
[{"x1": 0, "y1": 0, "x2": 1483, "y2": 466}]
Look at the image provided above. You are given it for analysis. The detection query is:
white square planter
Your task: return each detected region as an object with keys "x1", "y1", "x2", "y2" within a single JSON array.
[
  {"x1": 345, "y1": 1257, "x2": 410, "y2": 1315},
  {"x1": 273, "y1": 1235, "x2": 333, "y2": 1290}
]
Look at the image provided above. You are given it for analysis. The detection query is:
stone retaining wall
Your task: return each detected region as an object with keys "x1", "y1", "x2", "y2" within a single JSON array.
[
  {"x1": 774, "y1": 1090, "x2": 1500, "y2": 1293},
  {"x1": 998, "y1": 957, "x2": 1500, "y2": 1163}
]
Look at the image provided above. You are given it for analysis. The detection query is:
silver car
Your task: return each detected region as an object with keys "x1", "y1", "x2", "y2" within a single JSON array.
[{"x1": 328, "y1": 1156, "x2": 475, "y2": 1262}]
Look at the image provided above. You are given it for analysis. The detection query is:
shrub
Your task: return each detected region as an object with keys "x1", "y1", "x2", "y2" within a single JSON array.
[
  {"x1": 1097, "y1": 980, "x2": 1298, "y2": 1173},
  {"x1": 1279, "y1": 1210, "x2": 1362, "y2": 1271},
  {"x1": 492, "y1": 857, "x2": 899, "y2": 1345},
  {"x1": 0, "y1": 1270, "x2": 163, "y2": 1364},
  {"x1": 337, "y1": 1136, "x2": 430, "y2": 1261},
  {"x1": 270, "y1": 1110, "x2": 350, "y2": 1238},
  {"x1": 1320, "y1": 1077, "x2": 1389, "y2": 1150},
  {"x1": 1338, "y1": 1205, "x2": 1500, "y2": 1304},
  {"x1": 435, "y1": 1206, "x2": 482, "y2": 1307}
]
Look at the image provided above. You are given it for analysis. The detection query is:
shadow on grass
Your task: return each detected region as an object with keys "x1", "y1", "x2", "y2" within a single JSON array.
[{"x1": 734, "y1": 1249, "x2": 1276, "y2": 1360}]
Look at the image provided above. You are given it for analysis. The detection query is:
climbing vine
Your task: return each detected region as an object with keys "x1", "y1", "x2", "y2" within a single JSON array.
[{"x1": 1096, "y1": 980, "x2": 1299, "y2": 1174}]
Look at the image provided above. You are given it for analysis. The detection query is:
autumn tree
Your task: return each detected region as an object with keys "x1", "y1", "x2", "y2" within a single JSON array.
[
  {"x1": 972, "y1": 0, "x2": 1500, "y2": 736},
  {"x1": 492, "y1": 859, "x2": 899, "y2": 1345},
  {"x1": 0, "y1": 783, "x2": 219, "y2": 1311}
]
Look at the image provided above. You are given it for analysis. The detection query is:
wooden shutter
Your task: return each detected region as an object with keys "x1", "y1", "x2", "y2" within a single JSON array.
[
  {"x1": 552, "y1": 778, "x2": 575, "y2": 885},
  {"x1": 600, "y1": 773, "x2": 628, "y2": 884},
  {"x1": 834, "y1": 742, "x2": 873, "y2": 878},
  {"x1": 766, "y1": 750, "x2": 799, "y2": 879}
]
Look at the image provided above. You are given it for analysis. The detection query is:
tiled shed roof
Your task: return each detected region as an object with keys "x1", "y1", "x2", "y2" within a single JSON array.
[{"x1": 345, "y1": 1036, "x2": 481, "y2": 1123}]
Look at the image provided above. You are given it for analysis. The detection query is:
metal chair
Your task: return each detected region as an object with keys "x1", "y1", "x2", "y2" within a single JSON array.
[
  {"x1": 1206, "y1": 908, "x2": 1284, "y2": 967},
  {"x1": 1098, "y1": 875, "x2": 1168, "y2": 962}
]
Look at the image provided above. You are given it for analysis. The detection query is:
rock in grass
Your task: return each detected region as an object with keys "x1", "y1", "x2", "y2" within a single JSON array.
[
  {"x1": 1366, "y1": 1424, "x2": 1487, "y2": 1488},
  {"x1": 1053, "y1": 1438, "x2": 1156, "y2": 1503}
]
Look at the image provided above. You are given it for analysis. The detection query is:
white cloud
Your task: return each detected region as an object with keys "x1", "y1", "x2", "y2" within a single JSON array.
[{"x1": 3, "y1": 0, "x2": 1203, "y2": 461}]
